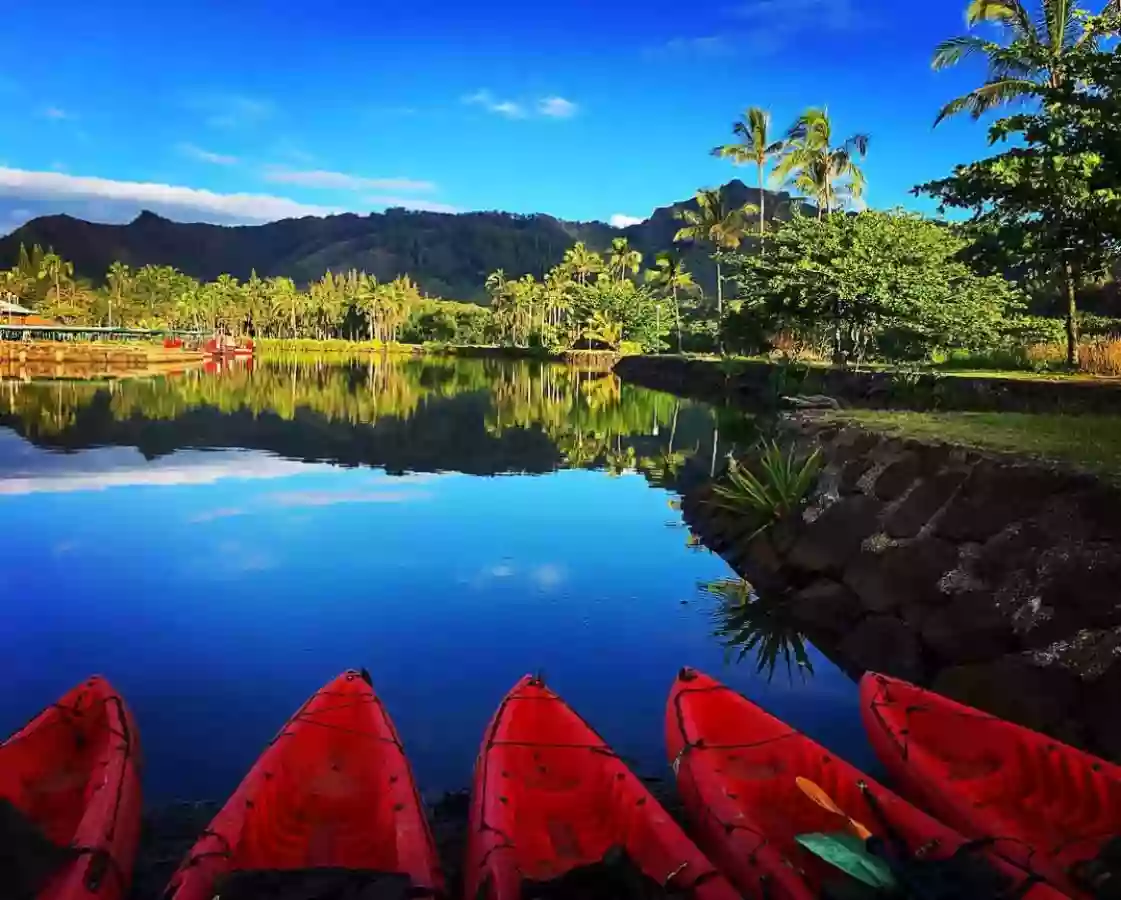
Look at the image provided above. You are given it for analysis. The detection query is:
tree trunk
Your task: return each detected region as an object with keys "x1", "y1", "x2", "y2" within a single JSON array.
[
  {"x1": 715, "y1": 259, "x2": 724, "y2": 356},
  {"x1": 757, "y1": 162, "x2": 766, "y2": 238},
  {"x1": 1064, "y1": 258, "x2": 1079, "y2": 368},
  {"x1": 672, "y1": 284, "x2": 682, "y2": 353}
]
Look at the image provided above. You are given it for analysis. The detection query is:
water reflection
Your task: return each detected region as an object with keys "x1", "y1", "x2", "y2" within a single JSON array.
[
  {"x1": 0, "y1": 359, "x2": 730, "y2": 483},
  {"x1": 701, "y1": 577, "x2": 815, "y2": 683},
  {"x1": 0, "y1": 357, "x2": 875, "y2": 800}
]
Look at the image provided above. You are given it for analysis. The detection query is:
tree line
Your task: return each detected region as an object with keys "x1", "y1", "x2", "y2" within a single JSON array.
[{"x1": 4, "y1": 0, "x2": 1119, "y2": 367}]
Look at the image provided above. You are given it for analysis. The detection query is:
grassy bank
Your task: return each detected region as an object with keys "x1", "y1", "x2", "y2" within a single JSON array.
[{"x1": 823, "y1": 409, "x2": 1121, "y2": 480}]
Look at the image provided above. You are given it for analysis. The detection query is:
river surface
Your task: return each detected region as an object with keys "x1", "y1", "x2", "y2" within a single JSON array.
[{"x1": 0, "y1": 356, "x2": 875, "y2": 802}]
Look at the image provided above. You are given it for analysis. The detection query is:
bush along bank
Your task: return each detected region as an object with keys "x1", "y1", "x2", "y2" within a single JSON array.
[
  {"x1": 683, "y1": 418, "x2": 1121, "y2": 764},
  {"x1": 614, "y1": 354, "x2": 1121, "y2": 414}
]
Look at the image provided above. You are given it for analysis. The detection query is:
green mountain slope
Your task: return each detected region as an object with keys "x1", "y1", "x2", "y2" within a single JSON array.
[{"x1": 0, "y1": 180, "x2": 811, "y2": 301}]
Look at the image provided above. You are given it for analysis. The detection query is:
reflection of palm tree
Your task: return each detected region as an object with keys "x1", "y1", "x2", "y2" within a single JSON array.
[
  {"x1": 700, "y1": 578, "x2": 814, "y2": 683},
  {"x1": 605, "y1": 444, "x2": 636, "y2": 476}
]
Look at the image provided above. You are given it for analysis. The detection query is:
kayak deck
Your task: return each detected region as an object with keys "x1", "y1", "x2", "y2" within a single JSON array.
[
  {"x1": 862, "y1": 672, "x2": 1121, "y2": 899},
  {"x1": 0, "y1": 676, "x2": 142, "y2": 900},
  {"x1": 466, "y1": 674, "x2": 739, "y2": 900},
  {"x1": 165, "y1": 669, "x2": 441, "y2": 900},
  {"x1": 667, "y1": 668, "x2": 1067, "y2": 900}
]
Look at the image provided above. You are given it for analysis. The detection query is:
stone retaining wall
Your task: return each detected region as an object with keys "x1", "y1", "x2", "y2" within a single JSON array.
[
  {"x1": 684, "y1": 419, "x2": 1121, "y2": 762},
  {"x1": 616, "y1": 355, "x2": 1121, "y2": 413}
]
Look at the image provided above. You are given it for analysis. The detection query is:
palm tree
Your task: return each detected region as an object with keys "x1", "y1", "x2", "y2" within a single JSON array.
[
  {"x1": 607, "y1": 237, "x2": 642, "y2": 283},
  {"x1": 106, "y1": 261, "x2": 131, "y2": 328},
  {"x1": 932, "y1": 0, "x2": 1099, "y2": 125},
  {"x1": 39, "y1": 253, "x2": 74, "y2": 308},
  {"x1": 773, "y1": 108, "x2": 869, "y2": 217},
  {"x1": 711, "y1": 106, "x2": 786, "y2": 237},
  {"x1": 644, "y1": 252, "x2": 695, "y2": 353},
  {"x1": 563, "y1": 242, "x2": 604, "y2": 286},
  {"x1": 674, "y1": 188, "x2": 755, "y2": 353}
]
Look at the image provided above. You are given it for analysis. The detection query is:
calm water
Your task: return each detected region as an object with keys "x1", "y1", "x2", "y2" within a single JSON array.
[{"x1": 0, "y1": 357, "x2": 874, "y2": 803}]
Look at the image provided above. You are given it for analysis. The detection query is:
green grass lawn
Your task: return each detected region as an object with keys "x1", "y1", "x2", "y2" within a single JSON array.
[{"x1": 824, "y1": 409, "x2": 1121, "y2": 480}]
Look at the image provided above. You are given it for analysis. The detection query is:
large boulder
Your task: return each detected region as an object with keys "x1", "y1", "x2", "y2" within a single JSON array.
[
  {"x1": 884, "y1": 471, "x2": 967, "y2": 539},
  {"x1": 837, "y1": 615, "x2": 924, "y2": 681},
  {"x1": 786, "y1": 496, "x2": 884, "y2": 575},
  {"x1": 873, "y1": 452, "x2": 922, "y2": 501},
  {"x1": 920, "y1": 590, "x2": 1018, "y2": 664},
  {"x1": 788, "y1": 579, "x2": 864, "y2": 633},
  {"x1": 843, "y1": 537, "x2": 959, "y2": 615},
  {"x1": 936, "y1": 462, "x2": 1062, "y2": 543},
  {"x1": 931, "y1": 655, "x2": 1080, "y2": 736}
]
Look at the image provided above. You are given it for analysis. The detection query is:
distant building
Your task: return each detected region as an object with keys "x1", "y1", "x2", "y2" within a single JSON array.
[{"x1": 1, "y1": 297, "x2": 58, "y2": 326}]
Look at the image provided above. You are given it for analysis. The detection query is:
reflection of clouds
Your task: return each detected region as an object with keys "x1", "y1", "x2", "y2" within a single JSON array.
[
  {"x1": 51, "y1": 540, "x2": 80, "y2": 557},
  {"x1": 267, "y1": 489, "x2": 430, "y2": 508},
  {"x1": 0, "y1": 444, "x2": 315, "y2": 495},
  {"x1": 192, "y1": 540, "x2": 277, "y2": 578},
  {"x1": 466, "y1": 562, "x2": 566, "y2": 591},
  {"x1": 531, "y1": 564, "x2": 566, "y2": 590},
  {"x1": 188, "y1": 507, "x2": 247, "y2": 523}
]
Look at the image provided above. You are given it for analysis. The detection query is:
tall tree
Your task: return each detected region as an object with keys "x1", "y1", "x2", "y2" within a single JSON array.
[
  {"x1": 644, "y1": 252, "x2": 696, "y2": 353},
  {"x1": 674, "y1": 188, "x2": 755, "y2": 353},
  {"x1": 563, "y1": 242, "x2": 604, "y2": 286},
  {"x1": 931, "y1": 0, "x2": 1103, "y2": 125},
  {"x1": 711, "y1": 106, "x2": 786, "y2": 237},
  {"x1": 773, "y1": 108, "x2": 869, "y2": 216},
  {"x1": 607, "y1": 237, "x2": 642, "y2": 283},
  {"x1": 106, "y1": 261, "x2": 131, "y2": 328}
]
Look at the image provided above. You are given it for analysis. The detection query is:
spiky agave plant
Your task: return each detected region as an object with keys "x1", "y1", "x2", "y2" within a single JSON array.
[
  {"x1": 700, "y1": 578, "x2": 814, "y2": 682},
  {"x1": 707, "y1": 440, "x2": 822, "y2": 540}
]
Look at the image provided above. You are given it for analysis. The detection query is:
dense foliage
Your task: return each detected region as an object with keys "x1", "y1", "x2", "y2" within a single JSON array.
[
  {"x1": 5, "y1": 1, "x2": 1121, "y2": 368},
  {"x1": 724, "y1": 211, "x2": 1025, "y2": 361}
]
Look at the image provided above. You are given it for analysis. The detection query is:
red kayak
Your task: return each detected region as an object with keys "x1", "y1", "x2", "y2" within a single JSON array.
[
  {"x1": 165, "y1": 669, "x2": 442, "y2": 900},
  {"x1": 0, "y1": 676, "x2": 142, "y2": 900},
  {"x1": 465, "y1": 675, "x2": 740, "y2": 900},
  {"x1": 862, "y1": 672, "x2": 1121, "y2": 899},
  {"x1": 667, "y1": 668, "x2": 1067, "y2": 900}
]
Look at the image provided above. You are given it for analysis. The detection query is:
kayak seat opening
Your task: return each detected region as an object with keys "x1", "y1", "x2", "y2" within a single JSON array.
[
  {"x1": 0, "y1": 796, "x2": 80, "y2": 900},
  {"x1": 213, "y1": 867, "x2": 428, "y2": 900}
]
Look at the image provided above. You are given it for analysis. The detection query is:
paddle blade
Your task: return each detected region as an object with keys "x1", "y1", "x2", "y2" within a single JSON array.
[
  {"x1": 796, "y1": 777, "x2": 874, "y2": 840},
  {"x1": 796, "y1": 833, "x2": 897, "y2": 891}
]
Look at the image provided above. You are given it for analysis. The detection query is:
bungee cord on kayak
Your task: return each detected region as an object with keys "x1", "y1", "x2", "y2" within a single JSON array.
[{"x1": 2, "y1": 669, "x2": 1116, "y2": 900}]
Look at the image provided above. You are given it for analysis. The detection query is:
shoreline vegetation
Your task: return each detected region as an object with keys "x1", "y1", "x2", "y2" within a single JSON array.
[{"x1": 3, "y1": 2, "x2": 1121, "y2": 381}]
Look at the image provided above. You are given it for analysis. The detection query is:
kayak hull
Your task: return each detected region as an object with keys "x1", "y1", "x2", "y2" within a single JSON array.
[
  {"x1": 465, "y1": 674, "x2": 739, "y2": 900},
  {"x1": 861, "y1": 671, "x2": 1121, "y2": 899},
  {"x1": 667, "y1": 668, "x2": 1066, "y2": 900},
  {"x1": 164, "y1": 669, "x2": 442, "y2": 900},
  {"x1": 0, "y1": 676, "x2": 143, "y2": 900}
]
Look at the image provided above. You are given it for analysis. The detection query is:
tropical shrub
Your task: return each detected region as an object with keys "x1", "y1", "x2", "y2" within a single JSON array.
[{"x1": 708, "y1": 440, "x2": 823, "y2": 539}]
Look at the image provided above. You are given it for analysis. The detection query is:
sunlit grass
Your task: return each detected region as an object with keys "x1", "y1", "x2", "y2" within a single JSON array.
[{"x1": 825, "y1": 410, "x2": 1121, "y2": 481}]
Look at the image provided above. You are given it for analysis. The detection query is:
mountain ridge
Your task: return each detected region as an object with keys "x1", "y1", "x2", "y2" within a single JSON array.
[{"x1": 0, "y1": 181, "x2": 811, "y2": 301}]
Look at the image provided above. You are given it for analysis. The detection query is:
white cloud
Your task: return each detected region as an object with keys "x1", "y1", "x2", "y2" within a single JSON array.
[
  {"x1": 364, "y1": 195, "x2": 459, "y2": 214},
  {"x1": 42, "y1": 106, "x2": 70, "y2": 120},
  {"x1": 725, "y1": 0, "x2": 859, "y2": 52},
  {"x1": 178, "y1": 143, "x2": 239, "y2": 165},
  {"x1": 647, "y1": 36, "x2": 732, "y2": 59},
  {"x1": 0, "y1": 166, "x2": 338, "y2": 225},
  {"x1": 463, "y1": 89, "x2": 526, "y2": 119},
  {"x1": 610, "y1": 214, "x2": 644, "y2": 228},
  {"x1": 186, "y1": 92, "x2": 273, "y2": 129},
  {"x1": 489, "y1": 564, "x2": 515, "y2": 578},
  {"x1": 264, "y1": 167, "x2": 436, "y2": 193},
  {"x1": 538, "y1": 96, "x2": 578, "y2": 119}
]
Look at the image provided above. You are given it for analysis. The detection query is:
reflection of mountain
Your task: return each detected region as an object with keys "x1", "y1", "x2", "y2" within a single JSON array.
[{"x1": 0, "y1": 359, "x2": 726, "y2": 480}]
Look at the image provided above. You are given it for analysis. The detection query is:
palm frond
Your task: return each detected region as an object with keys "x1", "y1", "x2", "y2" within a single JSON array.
[
  {"x1": 933, "y1": 77, "x2": 1039, "y2": 124},
  {"x1": 967, "y1": 0, "x2": 1035, "y2": 39},
  {"x1": 931, "y1": 34, "x2": 997, "y2": 70}
]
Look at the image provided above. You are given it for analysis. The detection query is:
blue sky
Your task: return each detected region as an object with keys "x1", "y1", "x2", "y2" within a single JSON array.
[{"x1": 0, "y1": 0, "x2": 999, "y2": 231}]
